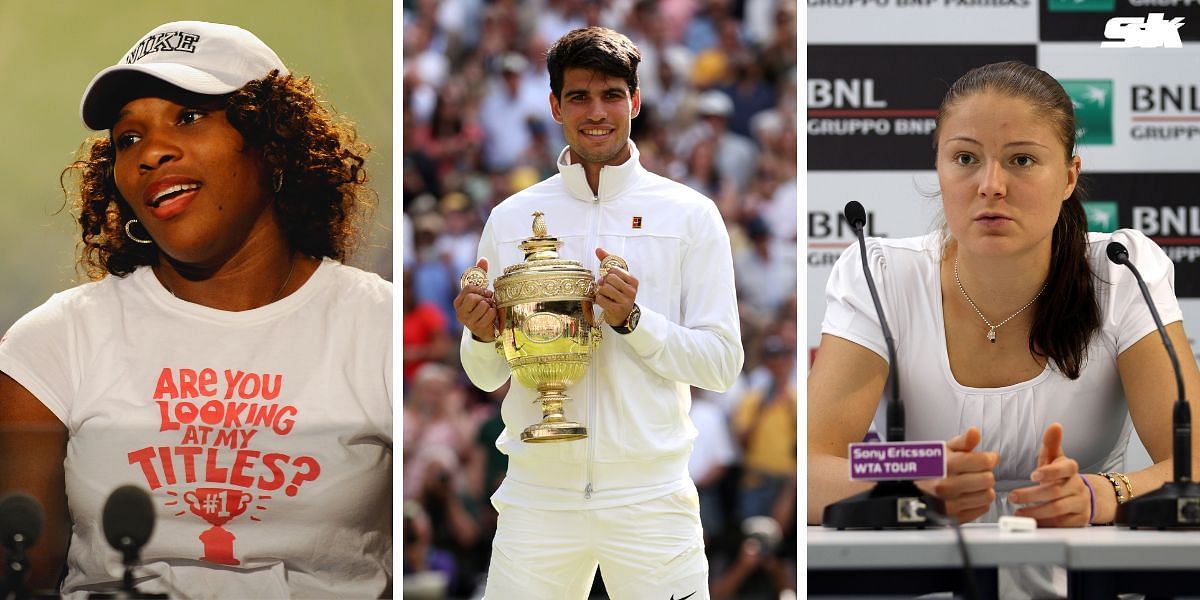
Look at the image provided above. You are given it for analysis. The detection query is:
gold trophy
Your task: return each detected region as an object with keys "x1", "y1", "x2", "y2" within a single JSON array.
[{"x1": 460, "y1": 212, "x2": 626, "y2": 442}]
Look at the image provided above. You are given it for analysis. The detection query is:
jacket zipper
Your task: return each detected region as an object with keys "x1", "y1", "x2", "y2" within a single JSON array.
[{"x1": 585, "y1": 193, "x2": 600, "y2": 499}]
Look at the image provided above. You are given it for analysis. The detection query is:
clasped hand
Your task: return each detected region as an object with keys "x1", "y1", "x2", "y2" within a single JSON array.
[
  {"x1": 453, "y1": 258, "x2": 498, "y2": 342},
  {"x1": 594, "y1": 248, "x2": 638, "y2": 327},
  {"x1": 1008, "y1": 423, "x2": 1090, "y2": 527},
  {"x1": 916, "y1": 423, "x2": 1088, "y2": 527}
]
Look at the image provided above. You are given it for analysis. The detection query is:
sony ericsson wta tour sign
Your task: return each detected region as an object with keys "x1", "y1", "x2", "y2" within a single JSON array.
[{"x1": 849, "y1": 441, "x2": 947, "y2": 480}]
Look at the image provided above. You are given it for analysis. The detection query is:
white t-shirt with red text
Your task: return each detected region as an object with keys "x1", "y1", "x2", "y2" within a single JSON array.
[{"x1": 0, "y1": 258, "x2": 392, "y2": 599}]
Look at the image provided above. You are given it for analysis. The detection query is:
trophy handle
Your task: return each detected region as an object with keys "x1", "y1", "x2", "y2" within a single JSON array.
[
  {"x1": 595, "y1": 254, "x2": 628, "y2": 348},
  {"x1": 598, "y1": 254, "x2": 629, "y2": 280},
  {"x1": 461, "y1": 265, "x2": 503, "y2": 350},
  {"x1": 459, "y1": 266, "x2": 489, "y2": 291}
]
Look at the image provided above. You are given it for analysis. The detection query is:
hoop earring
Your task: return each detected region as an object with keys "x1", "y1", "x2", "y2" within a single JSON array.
[
  {"x1": 273, "y1": 169, "x2": 284, "y2": 193},
  {"x1": 125, "y1": 219, "x2": 153, "y2": 244}
]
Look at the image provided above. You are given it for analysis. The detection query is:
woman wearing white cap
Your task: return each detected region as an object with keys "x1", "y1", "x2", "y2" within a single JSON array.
[{"x1": 0, "y1": 21, "x2": 391, "y2": 598}]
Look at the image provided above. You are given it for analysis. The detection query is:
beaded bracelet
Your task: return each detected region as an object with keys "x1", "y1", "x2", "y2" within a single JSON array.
[
  {"x1": 1079, "y1": 474, "x2": 1096, "y2": 525},
  {"x1": 1099, "y1": 472, "x2": 1128, "y2": 505},
  {"x1": 1115, "y1": 472, "x2": 1134, "y2": 499}
]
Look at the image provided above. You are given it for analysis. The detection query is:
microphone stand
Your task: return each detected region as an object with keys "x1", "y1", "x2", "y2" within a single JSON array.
[
  {"x1": 3, "y1": 543, "x2": 29, "y2": 600},
  {"x1": 1108, "y1": 242, "x2": 1200, "y2": 529},
  {"x1": 822, "y1": 203, "x2": 945, "y2": 529},
  {"x1": 89, "y1": 484, "x2": 168, "y2": 600},
  {"x1": 84, "y1": 547, "x2": 168, "y2": 599}
]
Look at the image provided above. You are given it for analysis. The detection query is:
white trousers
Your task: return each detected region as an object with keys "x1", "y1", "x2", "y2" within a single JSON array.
[{"x1": 482, "y1": 486, "x2": 710, "y2": 600}]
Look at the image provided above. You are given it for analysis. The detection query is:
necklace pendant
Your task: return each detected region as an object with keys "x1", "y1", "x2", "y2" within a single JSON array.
[{"x1": 987, "y1": 328, "x2": 997, "y2": 343}]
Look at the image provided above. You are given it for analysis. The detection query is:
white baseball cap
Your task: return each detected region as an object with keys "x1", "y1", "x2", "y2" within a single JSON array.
[
  {"x1": 80, "y1": 21, "x2": 289, "y2": 130},
  {"x1": 696, "y1": 90, "x2": 734, "y2": 117}
]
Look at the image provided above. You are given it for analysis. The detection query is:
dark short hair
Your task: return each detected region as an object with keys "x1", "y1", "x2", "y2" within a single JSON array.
[
  {"x1": 64, "y1": 70, "x2": 372, "y2": 279},
  {"x1": 546, "y1": 27, "x2": 641, "y2": 100}
]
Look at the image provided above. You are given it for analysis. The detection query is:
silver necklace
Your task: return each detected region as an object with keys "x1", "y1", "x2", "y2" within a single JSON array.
[{"x1": 953, "y1": 257, "x2": 1046, "y2": 344}]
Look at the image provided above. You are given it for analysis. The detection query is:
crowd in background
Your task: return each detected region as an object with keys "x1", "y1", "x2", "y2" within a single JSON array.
[{"x1": 402, "y1": 0, "x2": 798, "y2": 597}]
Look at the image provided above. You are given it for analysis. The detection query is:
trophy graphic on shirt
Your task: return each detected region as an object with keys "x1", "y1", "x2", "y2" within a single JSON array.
[
  {"x1": 183, "y1": 487, "x2": 254, "y2": 565},
  {"x1": 460, "y1": 211, "x2": 626, "y2": 442}
]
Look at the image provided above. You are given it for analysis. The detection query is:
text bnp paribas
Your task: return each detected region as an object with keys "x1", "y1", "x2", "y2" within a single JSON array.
[{"x1": 809, "y1": 0, "x2": 1028, "y2": 6}]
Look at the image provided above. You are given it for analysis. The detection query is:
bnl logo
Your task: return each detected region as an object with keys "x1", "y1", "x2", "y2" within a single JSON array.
[
  {"x1": 1061, "y1": 80, "x2": 1113, "y2": 145},
  {"x1": 1085, "y1": 201, "x2": 1119, "y2": 233}
]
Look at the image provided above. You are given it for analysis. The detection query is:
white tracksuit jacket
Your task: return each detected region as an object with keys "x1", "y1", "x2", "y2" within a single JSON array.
[{"x1": 460, "y1": 141, "x2": 744, "y2": 510}]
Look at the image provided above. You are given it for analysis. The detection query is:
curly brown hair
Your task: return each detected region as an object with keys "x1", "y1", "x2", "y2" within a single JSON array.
[{"x1": 64, "y1": 70, "x2": 372, "y2": 280}]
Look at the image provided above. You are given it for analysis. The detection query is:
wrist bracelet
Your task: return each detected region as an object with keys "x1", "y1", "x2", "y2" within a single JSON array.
[
  {"x1": 1099, "y1": 472, "x2": 1128, "y2": 505},
  {"x1": 1115, "y1": 472, "x2": 1134, "y2": 499},
  {"x1": 1079, "y1": 474, "x2": 1096, "y2": 525}
]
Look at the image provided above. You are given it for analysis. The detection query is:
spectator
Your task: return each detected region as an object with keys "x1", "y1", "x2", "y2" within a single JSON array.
[
  {"x1": 402, "y1": 500, "x2": 453, "y2": 599},
  {"x1": 733, "y1": 336, "x2": 797, "y2": 520},
  {"x1": 417, "y1": 446, "x2": 482, "y2": 597},
  {"x1": 683, "y1": 0, "x2": 731, "y2": 53},
  {"x1": 538, "y1": 0, "x2": 587, "y2": 46},
  {"x1": 718, "y1": 53, "x2": 777, "y2": 140},
  {"x1": 679, "y1": 137, "x2": 738, "y2": 220},
  {"x1": 435, "y1": 192, "x2": 484, "y2": 284},
  {"x1": 410, "y1": 82, "x2": 485, "y2": 186},
  {"x1": 734, "y1": 216, "x2": 798, "y2": 332},
  {"x1": 479, "y1": 53, "x2": 550, "y2": 172},
  {"x1": 710, "y1": 516, "x2": 796, "y2": 599},
  {"x1": 404, "y1": 364, "x2": 475, "y2": 499},
  {"x1": 689, "y1": 388, "x2": 738, "y2": 545},
  {"x1": 403, "y1": 270, "x2": 453, "y2": 385},
  {"x1": 410, "y1": 211, "x2": 458, "y2": 322},
  {"x1": 680, "y1": 90, "x2": 759, "y2": 192}
]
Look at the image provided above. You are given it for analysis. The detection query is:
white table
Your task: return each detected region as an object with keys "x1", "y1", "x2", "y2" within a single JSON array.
[{"x1": 808, "y1": 524, "x2": 1200, "y2": 598}]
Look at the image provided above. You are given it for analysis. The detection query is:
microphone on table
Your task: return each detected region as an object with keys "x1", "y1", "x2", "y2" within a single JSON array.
[
  {"x1": 1107, "y1": 241, "x2": 1200, "y2": 528},
  {"x1": 1, "y1": 493, "x2": 43, "y2": 600},
  {"x1": 821, "y1": 201, "x2": 946, "y2": 530},
  {"x1": 89, "y1": 485, "x2": 166, "y2": 599}
]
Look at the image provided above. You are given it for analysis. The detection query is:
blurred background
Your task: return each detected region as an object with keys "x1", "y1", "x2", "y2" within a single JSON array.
[
  {"x1": 0, "y1": 0, "x2": 393, "y2": 337},
  {"x1": 402, "y1": 0, "x2": 798, "y2": 598}
]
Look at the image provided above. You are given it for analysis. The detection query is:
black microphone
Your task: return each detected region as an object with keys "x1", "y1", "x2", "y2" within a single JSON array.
[
  {"x1": 822, "y1": 201, "x2": 945, "y2": 530},
  {"x1": 1107, "y1": 240, "x2": 1200, "y2": 528},
  {"x1": 843, "y1": 201, "x2": 903, "y2": 441},
  {"x1": 102, "y1": 486, "x2": 154, "y2": 562},
  {"x1": 0, "y1": 494, "x2": 42, "y2": 555},
  {"x1": 92, "y1": 486, "x2": 166, "y2": 599},
  {"x1": 1, "y1": 493, "x2": 43, "y2": 600}
]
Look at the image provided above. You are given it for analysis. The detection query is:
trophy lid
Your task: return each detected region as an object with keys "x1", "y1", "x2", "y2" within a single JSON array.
[
  {"x1": 502, "y1": 212, "x2": 590, "y2": 276},
  {"x1": 495, "y1": 211, "x2": 602, "y2": 307},
  {"x1": 519, "y1": 211, "x2": 562, "y2": 261}
]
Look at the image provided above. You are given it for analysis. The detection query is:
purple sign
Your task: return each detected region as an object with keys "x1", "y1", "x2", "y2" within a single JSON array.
[{"x1": 848, "y1": 441, "x2": 946, "y2": 481}]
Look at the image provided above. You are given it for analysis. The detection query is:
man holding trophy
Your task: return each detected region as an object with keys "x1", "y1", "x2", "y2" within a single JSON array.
[{"x1": 453, "y1": 26, "x2": 744, "y2": 600}]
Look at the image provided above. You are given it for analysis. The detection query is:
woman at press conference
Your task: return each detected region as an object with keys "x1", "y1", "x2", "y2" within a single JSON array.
[{"x1": 807, "y1": 60, "x2": 1200, "y2": 597}]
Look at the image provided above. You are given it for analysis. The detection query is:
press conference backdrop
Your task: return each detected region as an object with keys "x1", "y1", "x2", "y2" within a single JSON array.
[
  {"x1": 807, "y1": 2, "x2": 1200, "y2": 465},
  {"x1": 0, "y1": 0, "x2": 393, "y2": 337}
]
